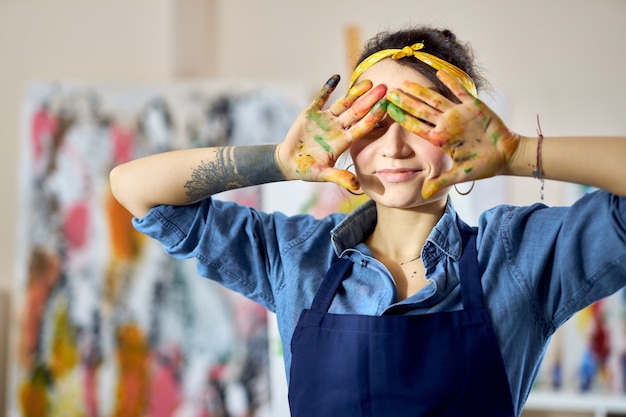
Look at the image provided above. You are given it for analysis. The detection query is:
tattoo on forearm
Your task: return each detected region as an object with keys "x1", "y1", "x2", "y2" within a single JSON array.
[{"x1": 184, "y1": 145, "x2": 285, "y2": 202}]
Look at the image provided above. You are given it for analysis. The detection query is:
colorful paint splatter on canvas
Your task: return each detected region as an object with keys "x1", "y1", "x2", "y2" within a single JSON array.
[{"x1": 12, "y1": 81, "x2": 302, "y2": 417}]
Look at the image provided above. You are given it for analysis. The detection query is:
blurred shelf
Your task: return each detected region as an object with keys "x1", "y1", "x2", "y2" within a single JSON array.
[{"x1": 524, "y1": 391, "x2": 626, "y2": 417}]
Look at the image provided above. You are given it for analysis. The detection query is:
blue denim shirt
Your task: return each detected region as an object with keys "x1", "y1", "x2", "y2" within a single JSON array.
[{"x1": 133, "y1": 189, "x2": 626, "y2": 416}]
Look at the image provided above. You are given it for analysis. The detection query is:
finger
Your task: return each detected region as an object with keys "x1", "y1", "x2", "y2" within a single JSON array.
[
  {"x1": 310, "y1": 74, "x2": 341, "y2": 111},
  {"x1": 422, "y1": 168, "x2": 466, "y2": 199},
  {"x1": 318, "y1": 167, "x2": 360, "y2": 190},
  {"x1": 398, "y1": 80, "x2": 455, "y2": 112},
  {"x1": 436, "y1": 70, "x2": 473, "y2": 103},
  {"x1": 421, "y1": 159, "x2": 495, "y2": 199},
  {"x1": 327, "y1": 79, "x2": 373, "y2": 116},
  {"x1": 386, "y1": 88, "x2": 441, "y2": 126},
  {"x1": 386, "y1": 102, "x2": 433, "y2": 139},
  {"x1": 340, "y1": 84, "x2": 387, "y2": 128},
  {"x1": 347, "y1": 97, "x2": 389, "y2": 139}
]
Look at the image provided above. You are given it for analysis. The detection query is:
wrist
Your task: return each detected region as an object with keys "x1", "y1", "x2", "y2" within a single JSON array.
[
  {"x1": 502, "y1": 134, "x2": 535, "y2": 177},
  {"x1": 274, "y1": 143, "x2": 294, "y2": 180},
  {"x1": 229, "y1": 145, "x2": 287, "y2": 185}
]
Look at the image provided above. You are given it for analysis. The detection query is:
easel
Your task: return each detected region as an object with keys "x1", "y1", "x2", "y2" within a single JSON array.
[{"x1": 343, "y1": 24, "x2": 362, "y2": 79}]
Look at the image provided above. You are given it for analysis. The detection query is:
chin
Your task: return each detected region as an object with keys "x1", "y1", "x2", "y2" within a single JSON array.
[
  {"x1": 361, "y1": 178, "x2": 448, "y2": 208},
  {"x1": 368, "y1": 189, "x2": 449, "y2": 210},
  {"x1": 368, "y1": 193, "x2": 423, "y2": 209}
]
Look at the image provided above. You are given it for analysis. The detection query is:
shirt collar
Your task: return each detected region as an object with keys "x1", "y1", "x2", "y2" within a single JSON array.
[{"x1": 330, "y1": 198, "x2": 464, "y2": 261}]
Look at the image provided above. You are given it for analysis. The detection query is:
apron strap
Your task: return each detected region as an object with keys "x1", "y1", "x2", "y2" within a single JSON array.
[
  {"x1": 456, "y1": 215, "x2": 484, "y2": 310},
  {"x1": 309, "y1": 258, "x2": 353, "y2": 313}
]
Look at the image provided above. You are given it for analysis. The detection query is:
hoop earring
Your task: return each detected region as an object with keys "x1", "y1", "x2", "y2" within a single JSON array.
[
  {"x1": 454, "y1": 181, "x2": 475, "y2": 196},
  {"x1": 346, "y1": 188, "x2": 364, "y2": 196}
]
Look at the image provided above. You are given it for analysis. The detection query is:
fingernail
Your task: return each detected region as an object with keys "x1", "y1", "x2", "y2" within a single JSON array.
[{"x1": 326, "y1": 75, "x2": 340, "y2": 88}]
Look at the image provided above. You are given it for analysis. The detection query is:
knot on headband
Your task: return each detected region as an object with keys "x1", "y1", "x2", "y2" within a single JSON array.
[
  {"x1": 350, "y1": 42, "x2": 478, "y2": 98},
  {"x1": 391, "y1": 43, "x2": 425, "y2": 60}
]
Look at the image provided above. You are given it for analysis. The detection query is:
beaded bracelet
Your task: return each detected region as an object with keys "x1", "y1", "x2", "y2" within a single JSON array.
[{"x1": 531, "y1": 114, "x2": 545, "y2": 201}]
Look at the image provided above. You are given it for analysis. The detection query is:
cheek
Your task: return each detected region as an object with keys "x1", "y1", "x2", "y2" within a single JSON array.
[
  {"x1": 349, "y1": 140, "x2": 370, "y2": 168},
  {"x1": 441, "y1": 152, "x2": 453, "y2": 171},
  {"x1": 420, "y1": 142, "x2": 451, "y2": 170},
  {"x1": 349, "y1": 149, "x2": 371, "y2": 183}
]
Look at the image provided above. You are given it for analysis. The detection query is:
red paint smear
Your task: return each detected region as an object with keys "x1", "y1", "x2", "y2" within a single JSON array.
[
  {"x1": 63, "y1": 201, "x2": 89, "y2": 249},
  {"x1": 19, "y1": 249, "x2": 61, "y2": 368},
  {"x1": 31, "y1": 107, "x2": 57, "y2": 163},
  {"x1": 589, "y1": 301, "x2": 610, "y2": 367},
  {"x1": 84, "y1": 364, "x2": 100, "y2": 417},
  {"x1": 149, "y1": 362, "x2": 183, "y2": 417},
  {"x1": 110, "y1": 124, "x2": 135, "y2": 165}
]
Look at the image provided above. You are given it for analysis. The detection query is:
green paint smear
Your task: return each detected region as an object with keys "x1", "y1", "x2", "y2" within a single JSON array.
[
  {"x1": 371, "y1": 98, "x2": 389, "y2": 114},
  {"x1": 387, "y1": 103, "x2": 406, "y2": 122},
  {"x1": 299, "y1": 193, "x2": 319, "y2": 214},
  {"x1": 387, "y1": 92, "x2": 401, "y2": 102},
  {"x1": 314, "y1": 135, "x2": 331, "y2": 152},
  {"x1": 491, "y1": 132, "x2": 500, "y2": 145},
  {"x1": 309, "y1": 112, "x2": 333, "y2": 131}
]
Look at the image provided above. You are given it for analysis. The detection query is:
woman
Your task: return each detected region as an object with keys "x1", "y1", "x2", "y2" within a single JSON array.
[{"x1": 110, "y1": 26, "x2": 626, "y2": 417}]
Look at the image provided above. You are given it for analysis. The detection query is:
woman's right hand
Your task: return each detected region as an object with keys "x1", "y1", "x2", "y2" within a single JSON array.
[{"x1": 276, "y1": 75, "x2": 388, "y2": 190}]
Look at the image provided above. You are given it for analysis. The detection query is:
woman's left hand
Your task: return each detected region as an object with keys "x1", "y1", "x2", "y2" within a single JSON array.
[{"x1": 385, "y1": 70, "x2": 520, "y2": 199}]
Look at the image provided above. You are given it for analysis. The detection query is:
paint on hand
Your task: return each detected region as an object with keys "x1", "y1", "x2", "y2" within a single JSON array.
[
  {"x1": 314, "y1": 135, "x2": 332, "y2": 152},
  {"x1": 387, "y1": 103, "x2": 407, "y2": 123},
  {"x1": 295, "y1": 154, "x2": 316, "y2": 175},
  {"x1": 308, "y1": 111, "x2": 333, "y2": 132}
]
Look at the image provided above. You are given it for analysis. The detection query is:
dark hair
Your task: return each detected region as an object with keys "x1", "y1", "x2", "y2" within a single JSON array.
[{"x1": 356, "y1": 26, "x2": 487, "y2": 101}]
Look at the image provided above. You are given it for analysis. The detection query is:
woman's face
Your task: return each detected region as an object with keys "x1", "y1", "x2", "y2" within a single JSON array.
[{"x1": 349, "y1": 59, "x2": 452, "y2": 209}]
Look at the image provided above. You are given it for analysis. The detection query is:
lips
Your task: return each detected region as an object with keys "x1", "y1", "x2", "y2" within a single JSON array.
[{"x1": 376, "y1": 168, "x2": 420, "y2": 183}]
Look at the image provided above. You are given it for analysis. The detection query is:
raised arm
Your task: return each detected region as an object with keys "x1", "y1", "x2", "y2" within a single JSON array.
[
  {"x1": 110, "y1": 75, "x2": 388, "y2": 218},
  {"x1": 503, "y1": 134, "x2": 626, "y2": 196},
  {"x1": 385, "y1": 69, "x2": 626, "y2": 198},
  {"x1": 109, "y1": 145, "x2": 282, "y2": 218}
]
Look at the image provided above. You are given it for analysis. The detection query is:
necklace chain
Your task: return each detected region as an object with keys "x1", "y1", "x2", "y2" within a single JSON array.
[{"x1": 399, "y1": 254, "x2": 421, "y2": 265}]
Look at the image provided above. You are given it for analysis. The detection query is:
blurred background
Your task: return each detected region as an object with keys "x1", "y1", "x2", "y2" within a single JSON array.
[{"x1": 1, "y1": 1, "x2": 626, "y2": 416}]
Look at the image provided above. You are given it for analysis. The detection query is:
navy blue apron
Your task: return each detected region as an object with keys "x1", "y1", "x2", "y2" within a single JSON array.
[{"x1": 288, "y1": 217, "x2": 515, "y2": 417}]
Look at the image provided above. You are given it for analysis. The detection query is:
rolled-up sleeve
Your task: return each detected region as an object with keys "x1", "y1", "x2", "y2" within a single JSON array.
[
  {"x1": 482, "y1": 190, "x2": 626, "y2": 333},
  {"x1": 133, "y1": 198, "x2": 297, "y2": 311}
]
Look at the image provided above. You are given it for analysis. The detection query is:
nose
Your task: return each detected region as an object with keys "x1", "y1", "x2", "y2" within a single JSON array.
[{"x1": 379, "y1": 123, "x2": 413, "y2": 158}]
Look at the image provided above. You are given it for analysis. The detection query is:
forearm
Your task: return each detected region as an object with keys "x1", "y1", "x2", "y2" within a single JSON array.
[
  {"x1": 503, "y1": 135, "x2": 626, "y2": 196},
  {"x1": 110, "y1": 144, "x2": 286, "y2": 218}
]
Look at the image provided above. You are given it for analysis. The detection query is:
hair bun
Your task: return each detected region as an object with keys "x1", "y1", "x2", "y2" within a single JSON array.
[{"x1": 441, "y1": 29, "x2": 456, "y2": 41}]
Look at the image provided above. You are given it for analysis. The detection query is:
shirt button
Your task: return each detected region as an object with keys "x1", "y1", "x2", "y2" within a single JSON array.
[{"x1": 360, "y1": 259, "x2": 368, "y2": 268}]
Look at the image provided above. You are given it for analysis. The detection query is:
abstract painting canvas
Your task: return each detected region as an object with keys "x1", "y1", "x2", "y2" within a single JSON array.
[{"x1": 11, "y1": 81, "x2": 303, "y2": 417}]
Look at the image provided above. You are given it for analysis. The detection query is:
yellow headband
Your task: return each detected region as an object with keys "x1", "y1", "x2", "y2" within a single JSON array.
[{"x1": 349, "y1": 42, "x2": 478, "y2": 98}]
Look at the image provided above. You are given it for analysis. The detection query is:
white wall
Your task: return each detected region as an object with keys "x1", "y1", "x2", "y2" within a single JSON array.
[
  {"x1": 217, "y1": 0, "x2": 626, "y2": 132},
  {"x1": 0, "y1": 0, "x2": 193, "y2": 413},
  {"x1": 1, "y1": 0, "x2": 625, "y2": 415},
  {"x1": 214, "y1": 0, "x2": 626, "y2": 206}
]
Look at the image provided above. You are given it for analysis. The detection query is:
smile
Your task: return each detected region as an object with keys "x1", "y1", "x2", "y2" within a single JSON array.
[{"x1": 376, "y1": 169, "x2": 420, "y2": 183}]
